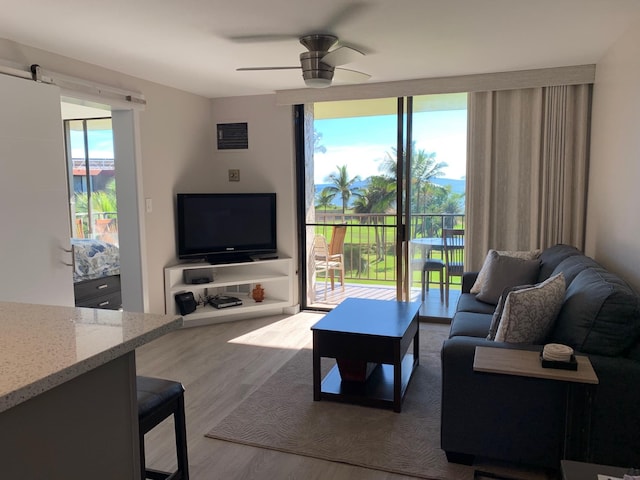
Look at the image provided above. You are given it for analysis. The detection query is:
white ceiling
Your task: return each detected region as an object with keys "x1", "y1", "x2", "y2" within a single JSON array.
[{"x1": 2, "y1": 0, "x2": 640, "y2": 99}]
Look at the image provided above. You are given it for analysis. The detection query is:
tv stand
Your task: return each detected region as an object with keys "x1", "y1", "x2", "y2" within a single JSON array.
[
  {"x1": 164, "y1": 257, "x2": 293, "y2": 327},
  {"x1": 205, "y1": 254, "x2": 252, "y2": 265}
]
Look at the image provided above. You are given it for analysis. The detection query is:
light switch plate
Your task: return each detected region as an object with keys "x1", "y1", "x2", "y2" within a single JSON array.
[{"x1": 228, "y1": 169, "x2": 240, "y2": 182}]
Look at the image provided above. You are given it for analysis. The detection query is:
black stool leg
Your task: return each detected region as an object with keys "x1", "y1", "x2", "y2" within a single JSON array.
[
  {"x1": 174, "y1": 395, "x2": 189, "y2": 479},
  {"x1": 139, "y1": 426, "x2": 147, "y2": 480}
]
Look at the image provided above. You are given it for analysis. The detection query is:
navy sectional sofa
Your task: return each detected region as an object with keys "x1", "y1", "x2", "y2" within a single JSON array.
[{"x1": 440, "y1": 244, "x2": 640, "y2": 469}]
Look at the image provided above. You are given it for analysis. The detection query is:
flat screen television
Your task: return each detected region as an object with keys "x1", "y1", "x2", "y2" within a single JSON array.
[{"x1": 177, "y1": 193, "x2": 277, "y2": 264}]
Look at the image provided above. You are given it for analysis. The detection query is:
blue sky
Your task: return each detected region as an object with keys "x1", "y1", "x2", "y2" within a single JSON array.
[
  {"x1": 69, "y1": 129, "x2": 114, "y2": 159},
  {"x1": 314, "y1": 109, "x2": 467, "y2": 184}
]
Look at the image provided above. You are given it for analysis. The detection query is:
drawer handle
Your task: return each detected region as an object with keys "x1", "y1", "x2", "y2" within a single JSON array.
[
  {"x1": 97, "y1": 284, "x2": 109, "y2": 290},
  {"x1": 98, "y1": 301, "x2": 110, "y2": 307}
]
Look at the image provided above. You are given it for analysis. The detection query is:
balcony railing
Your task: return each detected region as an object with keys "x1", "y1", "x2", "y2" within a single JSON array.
[
  {"x1": 312, "y1": 213, "x2": 465, "y2": 284},
  {"x1": 74, "y1": 212, "x2": 118, "y2": 245}
]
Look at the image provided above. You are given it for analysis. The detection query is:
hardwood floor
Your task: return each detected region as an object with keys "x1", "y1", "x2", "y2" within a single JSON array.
[{"x1": 136, "y1": 312, "x2": 422, "y2": 479}]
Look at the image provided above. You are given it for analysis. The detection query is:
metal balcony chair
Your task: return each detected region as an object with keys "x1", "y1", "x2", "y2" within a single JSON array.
[
  {"x1": 443, "y1": 228, "x2": 465, "y2": 306},
  {"x1": 419, "y1": 256, "x2": 445, "y2": 302}
]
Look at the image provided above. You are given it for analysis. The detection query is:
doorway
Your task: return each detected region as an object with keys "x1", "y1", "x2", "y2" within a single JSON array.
[
  {"x1": 299, "y1": 93, "x2": 467, "y2": 313},
  {"x1": 62, "y1": 105, "x2": 121, "y2": 308},
  {"x1": 61, "y1": 98, "x2": 146, "y2": 312}
]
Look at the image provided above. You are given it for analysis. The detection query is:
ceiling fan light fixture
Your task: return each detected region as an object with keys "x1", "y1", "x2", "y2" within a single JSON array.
[{"x1": 304, "y1": 77, "x2": 332, "y2": 88}]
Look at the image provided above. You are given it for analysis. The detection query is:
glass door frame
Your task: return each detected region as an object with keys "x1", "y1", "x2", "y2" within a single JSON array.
[{"x1": 296, "y1": 96, "x2": 416, "y2": 310}]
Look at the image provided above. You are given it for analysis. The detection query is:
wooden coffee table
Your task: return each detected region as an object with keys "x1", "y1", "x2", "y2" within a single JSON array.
[{"x1": 311, "y1": 298, "x2": 421, "y2": 413}]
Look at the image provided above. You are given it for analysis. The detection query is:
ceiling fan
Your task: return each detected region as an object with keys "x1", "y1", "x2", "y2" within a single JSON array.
[{"x1": 236, "y1": 33, "x2": 371, "y2": 88}]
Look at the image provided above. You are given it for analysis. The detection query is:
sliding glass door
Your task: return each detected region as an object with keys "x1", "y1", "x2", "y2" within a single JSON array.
[
  {"x1": 406, "y1": 95, "x2": 468, "y2": 309},
  {"x1": 299, "y1": 93, "x2": 467, "y2": 310}
]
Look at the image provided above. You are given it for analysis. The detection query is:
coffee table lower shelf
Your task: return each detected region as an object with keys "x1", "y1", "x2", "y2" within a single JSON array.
[{"x1": 319, "y1": 354, "x2": 416, "y2": 410}]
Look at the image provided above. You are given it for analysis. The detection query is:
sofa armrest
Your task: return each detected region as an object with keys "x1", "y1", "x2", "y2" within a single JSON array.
[
  {"x1": 462, "y1": 272, "x2": 479, "y2": 293},
  {"x1": 441, "y1": 336, "x2": 566, "y2": 467}
]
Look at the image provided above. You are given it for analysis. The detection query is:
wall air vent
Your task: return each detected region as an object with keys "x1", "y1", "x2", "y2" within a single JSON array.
[{"x1": 217, "y1": 122, "x2": 248, "y2": 150}]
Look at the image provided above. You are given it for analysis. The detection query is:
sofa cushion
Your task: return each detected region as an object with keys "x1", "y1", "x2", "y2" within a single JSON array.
[
  {"x1": 456, "y1": 293, "x2": 497, "y2": 315},
  {"x1": 551, "y1": 254, "x2": 600, "y2": 286},
  {"x1": 471, "y1": 249, "x2": 542, "y2": 294},
  {"x1": 448, "y1": 311, "x2": 493, "y2": 339},
  {"x1": 549, "y1": 268, "x2": 640, "y2": 356},
  {"x1": 475, "y1": 251, "x2": 541, "y2": 305},
  {"x1": 493, "y1": 273, "x2": 566, "y2": 344},
  {"x1": 537, "y1": 244, "x2": 582, "y2": 283}
]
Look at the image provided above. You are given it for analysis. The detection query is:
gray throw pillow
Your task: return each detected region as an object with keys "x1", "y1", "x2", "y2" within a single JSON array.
[
  {"x1": 471, "y1": 248, "x2": 542, "y2": 294},
  {"x1": 494, "y1": 273, "x2": 566, "y2": 344},
  {"x1": 475, "y1": 250, "x2": 541, "y2": 305}
]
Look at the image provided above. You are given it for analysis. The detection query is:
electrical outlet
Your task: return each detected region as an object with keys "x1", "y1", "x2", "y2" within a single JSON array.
[{"x1": 228, "y1": 169, "x2": 240, "y2": 182}]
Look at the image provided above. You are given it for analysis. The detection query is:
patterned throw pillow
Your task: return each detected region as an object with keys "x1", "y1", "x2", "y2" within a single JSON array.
[
  {"x1": 471, "y1": 249, "x2": 542, "y2": 294},
  {"x1": 487, "y1": 284, "x2": 533, "y2": 340},
  {"x1": 494, "y1": 273, "x2": 566, "y2": 344}
]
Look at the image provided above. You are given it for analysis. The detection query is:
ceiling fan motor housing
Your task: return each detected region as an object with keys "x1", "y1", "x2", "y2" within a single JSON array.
[
  {"x1": 300, "y1": 51, "x2": 335, "y2": 86},
  {"x1": 299, "y1": 34, "x2": 338, "y2": 87}
]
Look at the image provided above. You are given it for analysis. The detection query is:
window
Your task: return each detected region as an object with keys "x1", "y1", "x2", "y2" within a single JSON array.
[{"x1": 64, "y1": 117, "x2": 119, "y2": 245}]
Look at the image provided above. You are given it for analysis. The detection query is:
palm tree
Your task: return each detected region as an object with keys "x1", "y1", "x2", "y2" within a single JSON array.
[
  {"x1": 353, "y1": 175, "x2": 396, "y2": 261},
  {"x1": 315, "y1": 189, "x2": 336, "y2": 215},
  {"x1": 381, "y1": 142, "x2": 448, "y2": 236},
  {"x1": 381, "y1": 141, "x2": 448, "y2": 212},
  {"x1": 75, "y1": 179, "x2": 117, "y2": 216},
  {"x1": 74, "y1": 179, "x2": 118, "y2": 235},
  {"x1": 323, "y1": 165, "x2": 361, "y2": 214},
  {"x1": 411, "y1": 149, "x2": 447, "y2": 214}
]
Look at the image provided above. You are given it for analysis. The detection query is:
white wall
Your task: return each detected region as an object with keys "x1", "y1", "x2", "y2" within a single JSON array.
[
  {"x1": 209, "y1": 95, "x2": 299, "y2": 301},
  {"x1": 6, "y1": 23, "x2": 638, "y2": 313},
  {"x1": 0, "y1": 38, "x2": 213, "y2": 314},
  {"x1": 587, "y1": 20, "x2": 640, "y2": 292}
]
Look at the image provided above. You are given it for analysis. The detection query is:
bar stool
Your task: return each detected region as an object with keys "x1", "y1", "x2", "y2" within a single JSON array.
[{"x1": 137, "y1": 376, "x2": 189, "y2": 480}]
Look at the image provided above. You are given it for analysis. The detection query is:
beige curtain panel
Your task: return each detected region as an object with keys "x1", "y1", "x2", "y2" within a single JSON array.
[{"x1": 465, "y1": 84, "x2": 592, "y2": 270}]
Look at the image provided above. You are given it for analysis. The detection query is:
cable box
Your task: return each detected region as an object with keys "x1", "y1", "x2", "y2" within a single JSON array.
[
  {"x1": 209, "y1": 295, "x2": 243, "y2": 309},
  {"x1": 184, "y1": 268, "x2": 214, "y2": 284}
]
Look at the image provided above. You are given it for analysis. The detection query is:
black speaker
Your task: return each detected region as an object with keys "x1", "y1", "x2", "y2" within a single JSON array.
[{"x1": 174, "y1": 292, "x2": 197, "y2": 316}]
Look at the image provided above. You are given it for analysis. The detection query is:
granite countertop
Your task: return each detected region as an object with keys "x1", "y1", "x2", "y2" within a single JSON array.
[{"x1": 0, "y1": 301, "x2": 182, "y2": 413}]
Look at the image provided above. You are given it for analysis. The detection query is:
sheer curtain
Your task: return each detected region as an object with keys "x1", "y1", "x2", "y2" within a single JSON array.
[{"x1": 465, "y1": 84, "x2": 592, "y2": 269}]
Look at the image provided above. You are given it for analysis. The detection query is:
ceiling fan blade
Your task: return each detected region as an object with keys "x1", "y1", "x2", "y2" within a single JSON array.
[
  {"x1": 334, "y1": 68, "x2": 371, "y2": 84},
  {"x1": 226, "y1": 34, "x2": 298, "y2": 43},
  {"x1": 321, "y1": 46, "x2": 365, "y2": 67},
  {"x1": 322, "y1": 2, "x2": 371, "y2": 31},
  {"x1": 236, "y1": 66, "x2": 301, "y2": 71}
]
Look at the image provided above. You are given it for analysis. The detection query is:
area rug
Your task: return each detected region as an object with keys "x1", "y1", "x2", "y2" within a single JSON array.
[{"x1": 206, "y1": 324, "x2": 550, "y2": 480}]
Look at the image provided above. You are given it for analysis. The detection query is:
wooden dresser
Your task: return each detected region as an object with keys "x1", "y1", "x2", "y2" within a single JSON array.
[{"x1": 74, "y1": 274, "x2": 122, "y2": 309}]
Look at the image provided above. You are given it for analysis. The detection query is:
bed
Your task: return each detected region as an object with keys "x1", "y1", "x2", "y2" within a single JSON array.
[{"x1": 71, "y1": 238, "x2": 122, "y2": 310}]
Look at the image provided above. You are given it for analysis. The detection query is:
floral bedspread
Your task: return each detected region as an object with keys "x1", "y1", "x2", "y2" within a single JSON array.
[{"x1": 71, "y1": 238, "x2": 120, "y2": 283}]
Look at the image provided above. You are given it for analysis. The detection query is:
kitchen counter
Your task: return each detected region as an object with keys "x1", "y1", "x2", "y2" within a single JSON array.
[{"x1": 0, "y1": 301, "x2": 182, "y2": 479}]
